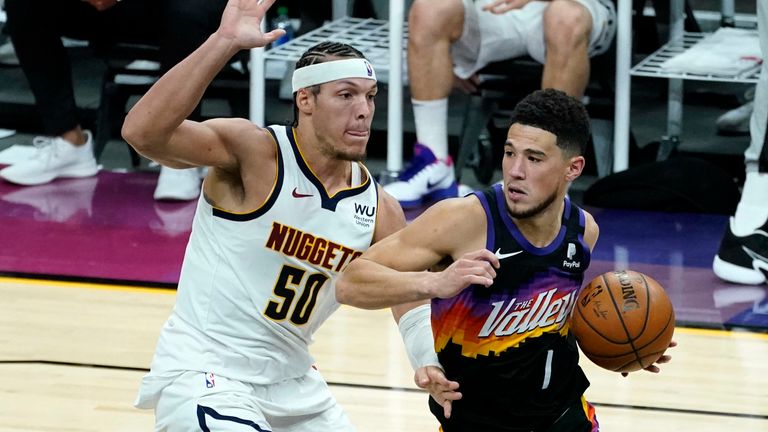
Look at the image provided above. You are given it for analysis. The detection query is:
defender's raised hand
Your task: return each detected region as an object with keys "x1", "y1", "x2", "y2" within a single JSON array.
[{"x1": 217, "y1": 0, "x2": 287, "y2": 50}]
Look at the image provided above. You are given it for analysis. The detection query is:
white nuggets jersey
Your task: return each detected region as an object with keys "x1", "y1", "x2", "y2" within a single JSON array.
[{"x1": 146, "y1": 125, "x2": 379, "y2": 385}]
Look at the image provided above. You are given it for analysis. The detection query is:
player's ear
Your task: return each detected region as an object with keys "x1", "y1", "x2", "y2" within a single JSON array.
[
  {"x1": 295, "y1": 88, "x2": 314, "y2": 114},
  {"x1": 565, "y1": 155, "x2": 585, "y2": 182}
]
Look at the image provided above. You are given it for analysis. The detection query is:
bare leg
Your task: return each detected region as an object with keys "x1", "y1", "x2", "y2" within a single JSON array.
[
  {"x1": 384, "y1": 0, "x2": 465, "y2": 205},
  {"x1": 407, "y1": 0, "x2": 465, "y2": 100},
  {"x1": 541, "y1": 0, "x2": 592, "y2": 98}
]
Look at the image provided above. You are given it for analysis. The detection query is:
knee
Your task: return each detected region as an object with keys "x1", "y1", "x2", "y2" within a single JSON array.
[
  {"x1": 543, "y1": 1, "x2": 592, "y2": 49},
  {"x1": 408, "y1": 0, "x2": 464, "y2": 47}
]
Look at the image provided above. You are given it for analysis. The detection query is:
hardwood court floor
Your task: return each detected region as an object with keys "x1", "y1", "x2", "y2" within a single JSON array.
[{"x1": 1, "y1": 277, "x2": 767, "y2": 431}]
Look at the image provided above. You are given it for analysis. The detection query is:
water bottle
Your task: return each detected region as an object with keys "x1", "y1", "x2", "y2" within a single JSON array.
[{"x1": 271, "y1": 7, "x2": 294, "y2": 48}]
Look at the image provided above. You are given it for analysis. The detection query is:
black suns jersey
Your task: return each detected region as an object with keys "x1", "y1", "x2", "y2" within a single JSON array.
[{"x1": 430, "y1": 183, "x2": 592, "y2": 431}]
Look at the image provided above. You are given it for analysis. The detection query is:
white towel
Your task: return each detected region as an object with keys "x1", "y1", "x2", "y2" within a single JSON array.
[{"x1": 660, "y1": 28, "x2": 762, "y2": 76}]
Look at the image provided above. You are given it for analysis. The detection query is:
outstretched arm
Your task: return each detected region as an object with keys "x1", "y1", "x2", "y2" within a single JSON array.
[
  {"x1": 122, "y1": 0, "x2": 285, "y2": 169},
  {"x1": 337, "y1": 195, "x2": 499, "y2": 309},
  {"x1": 370, "y1": 190, "x2": 464, "y2": 419},
  {"x1": 366, "y1": 190, "x2": 495, "y2": 418}
]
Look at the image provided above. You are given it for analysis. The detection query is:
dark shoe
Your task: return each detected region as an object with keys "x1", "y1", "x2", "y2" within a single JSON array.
[{"x1": 713, "y1": 217, "x2": 768, "y2": 285}]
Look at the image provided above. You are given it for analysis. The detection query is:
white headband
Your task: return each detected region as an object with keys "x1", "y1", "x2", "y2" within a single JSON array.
[{"x1": 292, "y1": 58, "x2": 377, "y2": 93}]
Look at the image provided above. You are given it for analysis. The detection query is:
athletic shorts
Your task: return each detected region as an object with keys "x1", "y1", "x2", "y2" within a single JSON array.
[
  {"x1": 434, "y1": 396, "x2": 599, "y2": 431},
  {"x1": 135, "y1": 367, "x2": 355, "y2": 431},
  {"x1": 452, "y1": 0, "x2": 617, "y2": 79}
]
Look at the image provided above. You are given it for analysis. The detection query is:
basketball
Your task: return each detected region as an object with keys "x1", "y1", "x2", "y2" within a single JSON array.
[{"x1": 570, "y1": 270, "x2": 675, "y2": 373}]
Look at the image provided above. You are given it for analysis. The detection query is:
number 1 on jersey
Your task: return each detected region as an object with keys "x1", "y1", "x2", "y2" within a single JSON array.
[{"x1": 264, "y1": 265, "x2": 329, "y2": 325}]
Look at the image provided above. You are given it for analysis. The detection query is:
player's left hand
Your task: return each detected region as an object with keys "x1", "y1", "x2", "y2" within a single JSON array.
[
  {"x1": 216, "y1": 0, "x2": 286, "y2": 51},
  {"x1": 621, "y1": 340, "x2": 677, "y2": 377},
  {"x1": 415, "y1": 365, "x2": 462, "y2": 418}
]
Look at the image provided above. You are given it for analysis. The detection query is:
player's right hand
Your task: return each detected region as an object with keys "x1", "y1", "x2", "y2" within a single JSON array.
[
  {"x1": 621, "y1": 340, "x2": 678, "y2": 377},
  {"x1": 431, "y1": 249, "x2": 499, "y2": 299},
  {"x1": 216, "y1": 0, "x2": 286, "y2": 50},
  {"x1": 415, "y1": 366, "x2": 462, "y2": 419}
]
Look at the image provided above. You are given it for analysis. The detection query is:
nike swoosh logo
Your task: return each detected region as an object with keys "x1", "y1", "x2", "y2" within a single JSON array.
[
  {"x1": 292, "y1": 187, "x2": 313, "y2": 198},
  {"x1": 742, "y1": 246, "x2": 768, "y2": 265},
  {"x1": 495, "y1": 249, "x2": 523, "y2": 260}
]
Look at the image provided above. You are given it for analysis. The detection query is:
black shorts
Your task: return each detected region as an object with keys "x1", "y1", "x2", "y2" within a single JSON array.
[
  {"x1": 547, "y1": 397, "x2": 599, "y2": 432},
  {"x1": 433, "y1": 396, "x2": 599, "y2": 432}
]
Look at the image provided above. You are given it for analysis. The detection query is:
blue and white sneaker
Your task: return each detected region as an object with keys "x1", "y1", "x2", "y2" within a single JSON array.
[{"x1": 384, "y1": 143, "x2": 458, "y2": 208}]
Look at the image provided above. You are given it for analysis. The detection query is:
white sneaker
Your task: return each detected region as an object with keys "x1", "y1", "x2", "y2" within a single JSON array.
[
  {"x1": 712, "y1": 216, "x2": 768, "y2": 285},
  {"x1": 383, "y1": 143, "x2": 458, "y2": 208},
  {"x1": 0, "y1": 131, "x2": 99, "y2": 186},
  {"x1": 154, "y1": 166, "x2": 202, "y2": 201},
  {"x1": 716, "y1": 101, "x2": 753, "y2": 135}
]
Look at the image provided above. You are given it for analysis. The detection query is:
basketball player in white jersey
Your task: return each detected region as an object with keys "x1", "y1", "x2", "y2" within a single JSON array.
[{"x1": 121, "y1": 0, "x2": 457, "y2": 429}]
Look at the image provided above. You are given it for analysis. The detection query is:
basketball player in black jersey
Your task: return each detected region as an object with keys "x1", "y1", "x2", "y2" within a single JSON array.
[{"x1": 337, "y1": 89, "x2": 673, "y2": 431}]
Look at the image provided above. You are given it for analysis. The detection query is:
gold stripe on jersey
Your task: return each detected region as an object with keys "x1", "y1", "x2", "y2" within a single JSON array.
[{"x1": 291, "y1": 128, "x2": 370, "y2": 199}]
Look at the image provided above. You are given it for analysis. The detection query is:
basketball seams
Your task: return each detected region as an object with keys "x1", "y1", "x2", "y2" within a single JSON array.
[
  {"x1": 575, "y1": 274, "x2": 631, "y2": 345},
  {"x1": 574, "y1": 283, "x2": 632, "y2": 345},
  {"x1": 571, "y1": 270, "x2": 675, "y2": 373},
  {"x1": 572, "y1": 292, "x2": 618, "y2": 344},
  {"x1": 637, "y1": 274, "x2": 653, "y2": 340},
  {"x1": 632, "y1": 307, "x2": 675, "y2": 362},
  {"x1": 581, "y1": 291, "x2": 674, "y2": 369},
  {"x1": 602, "y1": 272, "x2": 643, "y2": 371}
]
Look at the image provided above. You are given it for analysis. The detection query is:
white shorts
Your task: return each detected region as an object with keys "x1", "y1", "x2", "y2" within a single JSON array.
[
  {"x1": 452, "y1": 0, "x2": 617, "y2": 78},
  {"x1": 135, "y1": 368, "x2": 355, "y2": 432}
]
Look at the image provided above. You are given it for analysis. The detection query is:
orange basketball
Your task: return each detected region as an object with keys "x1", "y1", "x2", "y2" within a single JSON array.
[{"x1": 570, "y1": 270, "x2": 675, "y2": 373}]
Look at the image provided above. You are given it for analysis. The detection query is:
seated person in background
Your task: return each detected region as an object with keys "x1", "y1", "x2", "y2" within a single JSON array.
[
  {"x1": 0, "y1": 0, "x2": 226, "y2": 201},
  {"x1": 713, "y1": 1, "x2": 768, "y2": 285},
  {"x1": 385, "y1": 0, "x2": 616, "y2": 208}
]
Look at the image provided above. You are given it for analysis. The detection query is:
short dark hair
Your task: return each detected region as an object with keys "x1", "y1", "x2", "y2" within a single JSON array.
[
  {"x1": 291, "y1": 42, "x2": 367, "y2": 127},
  {"x1": 509, "y1": 89, "x2": 591, "y2": 156}
]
